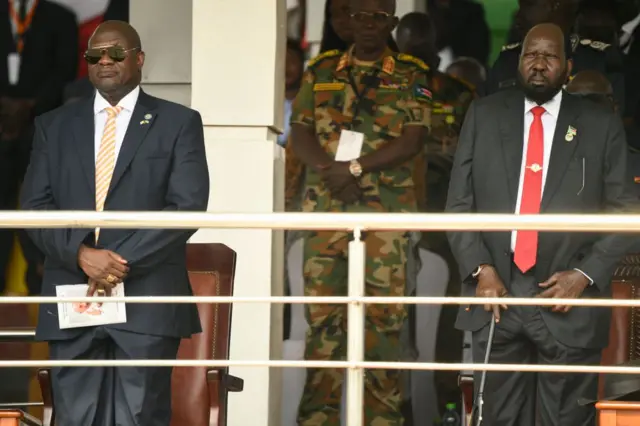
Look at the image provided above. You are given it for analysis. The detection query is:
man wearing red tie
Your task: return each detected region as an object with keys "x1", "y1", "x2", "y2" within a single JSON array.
[{"x1": 445, "y1": 23, "x2": 637, "y2": 426}]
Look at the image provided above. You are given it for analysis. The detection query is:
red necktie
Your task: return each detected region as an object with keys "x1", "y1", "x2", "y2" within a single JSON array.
[{"x1": 514, "y1": 106, "x2": 545, "y2": 273}]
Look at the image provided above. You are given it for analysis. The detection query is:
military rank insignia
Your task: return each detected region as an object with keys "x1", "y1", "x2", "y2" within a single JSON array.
[
  {"x1": 415, "y1": 85, "x2": 432, "y2": 102},
  {"x1": 382, "y1": 56, "x2": 395, "y2": 74},
  {"x1": 313, "y1": 82, "x2": 345, "y2": 91}
]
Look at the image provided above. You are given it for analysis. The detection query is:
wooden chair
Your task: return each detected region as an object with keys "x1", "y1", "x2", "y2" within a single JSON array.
[
  {"x1": 597, "y1": 401, "x2": 640, "y2": 425},
  {"x1": 0, "y1": 409, "x2": 41, "y2": 426},
  {"x1": 37, "y1": 243, "x2": 243, "y2": 426}
]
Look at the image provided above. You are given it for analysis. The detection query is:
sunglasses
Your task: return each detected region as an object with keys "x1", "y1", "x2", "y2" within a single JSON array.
[
  {"x1": 84, "y1": 46, "x2": 139, "y2": 65},
  {"x1": 350, "y1": 11, "x2": 393, "y2": 25}
]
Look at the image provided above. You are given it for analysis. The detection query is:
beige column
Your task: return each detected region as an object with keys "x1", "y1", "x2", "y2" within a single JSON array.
[
  {"x1": 190, "y1": 1, "x2": 286, "y2": 426},
  {"x1": 130, "y1": 0, "x2": 193, "y2": 106}
]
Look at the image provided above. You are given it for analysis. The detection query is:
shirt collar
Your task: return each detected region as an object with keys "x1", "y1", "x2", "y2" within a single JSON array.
[
  {"x1": 94, "y1": 86, "x2": 140, "y2": 116},
  {"x1": 336, "y1": 45, "x2": 395, "y2": 72},
  {"x1": 524, "y1": 90, "x2": 563, "y2": 118}
]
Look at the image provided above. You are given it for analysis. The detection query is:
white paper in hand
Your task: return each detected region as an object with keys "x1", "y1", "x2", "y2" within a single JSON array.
[
  {"x1": 56, "y1": 283, "x2": 127, "y2": 329},
  {"x1": 334, "y1": 130, "x2": 364, "y2": 161}
]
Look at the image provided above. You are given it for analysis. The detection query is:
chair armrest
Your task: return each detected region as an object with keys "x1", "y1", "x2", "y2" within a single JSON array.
[
  {"x1": 21, "y1": 411, "x2": 43, "y2": 426},
  {"x1": 37, "y1": 369, "x2": 54, "y2": 426},
  {"x1": 0, "y1": 409, "x2": 41, "y2": 426},
  {"x1": 206, "y1": 369, "x2": 244, "y2": 392}
]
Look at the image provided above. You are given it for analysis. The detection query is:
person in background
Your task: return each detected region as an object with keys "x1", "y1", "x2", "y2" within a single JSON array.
[
  {"x1": 20, "y1": 20, "x2": 209, "y2": 425},
  {"x1": 426, "y1": 0, "x2": 491, "y2": 70},
  {"x1": 446, "y1": 57, "x2": 486, "y2": 95},
  {"x1": 446, "y1": 23, "x2": 636, "y2": 425},
  {"x1": 291, "y1": 0, "x2": 432, "y2": 423},
  {"x1": 485, "y1": 0, "x2": 625, "y2": 114},
  {"x1": 566, "y1": 70, "x2": 616, "y2": 110},
  {"x1": 567, "y1": 70, "x2": 640, "y2": 202},
  {"x1": 396, "y1": 10, "x2": 475, "y2": 418},
  {"x1": 280, "y1": 39, "x2": 305, "y2": 148},
  {"x1": 320, "y1": 0, "x2": 399, "y2": 53},
  {"x1": 0, "y1": 0, "x2": 78, "y2": 295}
]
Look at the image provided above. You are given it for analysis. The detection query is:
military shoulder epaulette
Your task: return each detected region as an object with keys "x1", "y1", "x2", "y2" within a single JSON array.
[
  {"x1": 501, "y1": 42, "x2": 521, "y2": 52},
  {"x1": 396, "y1": 53, "x2": 429, "y2": 71},
  {"x1": 447, "y1": 74, "x2": 476, "y2": 92},
  {"x1": 307, "y1": 49, "x2": 342, "y2": 68},
  {"x1": 579, "y1": 39, "x2": 611, "y2": 51}
]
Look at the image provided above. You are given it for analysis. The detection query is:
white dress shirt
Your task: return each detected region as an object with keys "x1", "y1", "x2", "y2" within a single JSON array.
[
  {"x1": 93, "y1": 86, "x2": 140, "y2": 163},
  {"x1": 511, "y1": 91, "x2": 593, "y2": 283}
]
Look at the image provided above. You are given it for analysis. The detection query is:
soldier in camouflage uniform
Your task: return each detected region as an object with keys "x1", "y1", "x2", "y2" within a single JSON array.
[{"x1": 289, "y1": 0, "x2": 432, "y2": 424}]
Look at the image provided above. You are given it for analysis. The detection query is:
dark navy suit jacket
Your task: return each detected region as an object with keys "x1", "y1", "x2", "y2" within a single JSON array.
[{"x1": 20, "y1": 90, "x2": 210, "y2": 341}]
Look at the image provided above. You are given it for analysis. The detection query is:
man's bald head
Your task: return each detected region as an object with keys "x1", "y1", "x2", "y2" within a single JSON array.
[
  {"x1": 89, "y1": 20, "x2": 142, "y2": 50},
  {"x1": 566, "y1": 70, "x2": 612, "y2": 96},
  {"x1": 86, "y1": 20, "x2": 145, "y2": 105},
  {"x1": 566, "y1": 70, "x2": 616, "y2": 111},
  {"x1": 522, "y1": 23, "x2": 568, "y2": 60},
  {"x1": 518, "y1": 23, "x2": 572, "y2": 105},
  {"x1": 396, "y1": 12, "x2": 437, "y2": 64}
]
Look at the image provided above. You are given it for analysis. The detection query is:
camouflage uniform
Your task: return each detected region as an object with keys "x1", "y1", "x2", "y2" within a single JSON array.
[
  {"x1": 413, "y1": 70, "x2": 475, "y2": 211},
  {"x1": 290, "y1": 47, "x2": 432, "y2": 426}
]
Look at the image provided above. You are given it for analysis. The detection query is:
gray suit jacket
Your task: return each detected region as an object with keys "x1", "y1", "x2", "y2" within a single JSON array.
[
  {"x1": 20, "y1": 90, "x2": 210, "y2": 341},
  {"x1": 445, "y1": 88, "x2": 636, "y2": 349}
]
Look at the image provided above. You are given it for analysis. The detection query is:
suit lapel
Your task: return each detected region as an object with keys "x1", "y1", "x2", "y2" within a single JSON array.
[
  {"x1": 500, "y1": 90, "x2": 525, "y2": 209},
  {"x1": 541, "y1": 92, "x2": 580, "y2": 210},
  {"x1": 72, "y1": 97, "x2": 97, "y2": 196},
  {"x1": 108, "y1": 91, "x2": 158, "y2": 196}
]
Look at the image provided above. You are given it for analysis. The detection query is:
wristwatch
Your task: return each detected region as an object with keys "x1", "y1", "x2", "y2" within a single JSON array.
[
  {"x1": 349, "y1": 159, "x2": 363, "y2": 177},
  {"x1": 472, "y1": 264, "x2": 488, "y2": 278}
]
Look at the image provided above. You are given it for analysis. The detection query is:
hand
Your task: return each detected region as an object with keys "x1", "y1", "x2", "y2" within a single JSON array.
[
  {"x1": 78, "y1": 245, "x2": 129, "y2": 286},
  {"x1": 318, "y1": 161, "x2": 353, "y2": 193},
  {"x1": 475, "y1": 265, "x2": 508, "y2": 322},
  {"x1": 536, "y1": 270, "x2": 590, "y2": 313},
  {"x1": 334, "y1": 181, "x2": 362, "y2": 204},
  {"x1": 86, "y1": 278, "x2": 114, "y2": 307}
]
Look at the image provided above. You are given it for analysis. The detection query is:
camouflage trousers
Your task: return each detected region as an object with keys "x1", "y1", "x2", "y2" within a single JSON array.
[{"x1": 297, "y1": 230, "x2": 408, "y2": 426}]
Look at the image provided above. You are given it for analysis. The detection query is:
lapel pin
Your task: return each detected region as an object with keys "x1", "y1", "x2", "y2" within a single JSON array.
[
  {"x1": 140, "y1": 119, "x2": 149, "y2": 125},
  {"x1": 565, "y1": 125, "x2": 577, "y2": 142},
  {"x1": 144, "y1": 113, "x2": 152, "y2": 120}
]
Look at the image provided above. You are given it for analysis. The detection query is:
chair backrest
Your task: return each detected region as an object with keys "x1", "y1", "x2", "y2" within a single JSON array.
[
  {"x1": 170, "y1": 243, "x2": 237, "y2": 426},
  {"x1": 600, "y1": 254, "x2": 640, "y2": 398}
]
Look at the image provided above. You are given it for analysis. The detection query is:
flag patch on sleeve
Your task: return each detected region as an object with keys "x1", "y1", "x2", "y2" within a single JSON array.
[{"x1": 415, "y1": 85, "x2": 432, "y2": 102}]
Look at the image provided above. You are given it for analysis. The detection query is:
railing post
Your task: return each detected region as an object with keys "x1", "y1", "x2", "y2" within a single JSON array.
[{"x1": 347, "y1": 227, "x2": 365, "y2": 426}]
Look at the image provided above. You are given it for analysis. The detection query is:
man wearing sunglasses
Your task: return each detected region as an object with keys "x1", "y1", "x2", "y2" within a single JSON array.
[
  {"x1": 291, "y1": 0, "x2": 432, "y2": 424},
  {"x1": 20, "y1": 20, "x2": 209, "y2": 426}
]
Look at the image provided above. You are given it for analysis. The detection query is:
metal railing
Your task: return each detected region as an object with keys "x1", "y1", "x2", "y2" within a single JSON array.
[{"x1": 1, "y1": 211, "x2": 639, "y2": 425}]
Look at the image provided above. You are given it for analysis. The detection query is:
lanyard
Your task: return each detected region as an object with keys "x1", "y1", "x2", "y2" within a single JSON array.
[
  {"x1": 346, "y1": 67, "x2": 380, "y2": 128},
  {"x1": 8, "y1": 0, "x2": 39, "y2": 54}
]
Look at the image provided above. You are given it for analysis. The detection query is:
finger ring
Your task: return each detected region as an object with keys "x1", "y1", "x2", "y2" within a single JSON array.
[
  {"x1": 106, "y1": 274, "x2": 116, "y2": 283},
  {"x1": 97, "y1": 289, "x2": 105, "y2": 295}
]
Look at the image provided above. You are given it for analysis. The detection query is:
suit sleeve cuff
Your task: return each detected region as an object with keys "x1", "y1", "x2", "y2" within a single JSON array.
[{"x1": 573, "y1": 268, "x2": 594, "y2": 285}]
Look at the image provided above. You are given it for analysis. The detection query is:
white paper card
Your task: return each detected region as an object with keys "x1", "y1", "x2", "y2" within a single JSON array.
[
  {"x1": 7, "y1": 53, "x2": 20, "y2": 86},
  {"x1": 335, "y1": 130, "x2": 364, "y2": 161},
  {"x1": 56, "y1": 283, "x2": 127, "y2": 329}
]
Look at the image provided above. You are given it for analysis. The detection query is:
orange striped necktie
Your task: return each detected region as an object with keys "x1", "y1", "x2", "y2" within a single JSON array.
[{"x1": 95, "y1": 106, "x2": 122, "y2": 243}]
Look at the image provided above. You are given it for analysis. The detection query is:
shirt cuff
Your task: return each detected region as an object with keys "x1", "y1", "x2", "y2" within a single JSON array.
[{"x1": 573, "y1": 268, "x2": 594, "y2": 285}]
